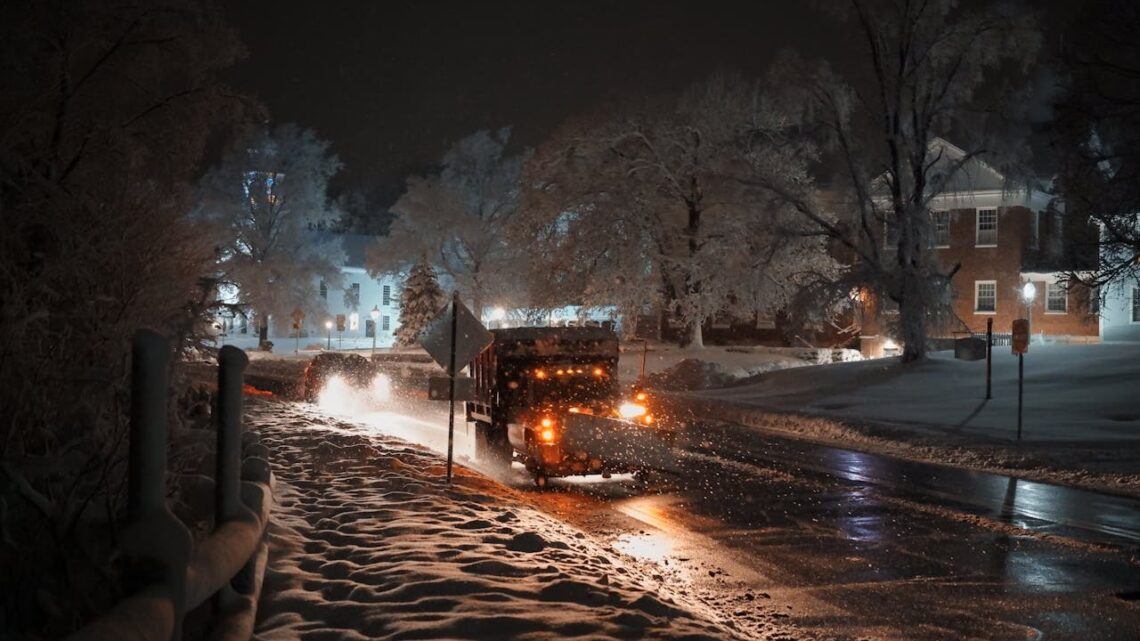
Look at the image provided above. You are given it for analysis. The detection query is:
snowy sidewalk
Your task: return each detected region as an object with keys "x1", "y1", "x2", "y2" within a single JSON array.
[{"x1": 247, "y1": 400, "x2": 765, "y2": 641}]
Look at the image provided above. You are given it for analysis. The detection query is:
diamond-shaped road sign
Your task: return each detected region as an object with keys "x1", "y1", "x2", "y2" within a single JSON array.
[{"x1": 419, "y1": 297, "x2": 493, "y2": 376}]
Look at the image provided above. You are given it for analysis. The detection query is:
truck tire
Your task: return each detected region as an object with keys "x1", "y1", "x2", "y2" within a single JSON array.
[{"x1": 475, "y1": 421, "x2": 512, "y2": 471}]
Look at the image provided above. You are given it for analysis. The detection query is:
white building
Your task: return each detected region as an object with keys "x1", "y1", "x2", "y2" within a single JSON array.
[
  {"x1": 312, "y1": 234, "x2": 403, "y2": 349},
  {"x1": 1098, "y1": 216, "x2": 1140, "y2": 342}
]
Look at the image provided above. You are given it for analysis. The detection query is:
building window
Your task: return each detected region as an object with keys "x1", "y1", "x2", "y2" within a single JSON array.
[
  {"x1": 319, "y1": 280, "x2": 327, "y2": 299},
  {"x1": 381, "y1": 315, "x2": 390, "y2": 331},
  {"x1": 1030, "y1": 211, "x2": 1040, "y2": 250},
  {"x1": 349, "y1": 312, "x2": 359, "y2": 331},
  {"x1": 344, "y1": 282, "x2": 360, "y2": 310},
  {"x1": 1045, "y1": 282, "x2": 1067, "y2": 314},
  {"x1": 976, "y1": 209, "x2": 998, "y2": 246},
  {"x1": 365, "y1": 319, "x2": 375, "y2": 338},
  {"x1": 1132, "y1": 286, "x2": 1140, "y2": 323},
  {"x1": 382, "y1": 284, "x2": 391, "y2": 306},
  {"x1": 974, "y1": 281, "x2": 996, "y2": 314},
  {"x1": 932, "y1": 211, "x2": 950, "y2": 247}
]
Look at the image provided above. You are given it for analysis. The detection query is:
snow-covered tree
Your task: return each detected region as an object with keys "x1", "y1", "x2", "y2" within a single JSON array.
[
  {"x1": 196, "y1": 124, "x2": 345, "y2": 343},
  {"x1": 1052, "y1": 0, "x2": 1140, "y2": 290},
  {"x1": 395, "y1": 258, "x2": 446, "y2": 347},
  {"x1": 0, "y1": 0, "x2": 247, "y2": 633},
  {"x1": 752, "y1": 0, "x2": 1041, "y2": 362},
  {"x1": 521, "y1": 75, "x2": 834, "y2": 347},
  {"x1": 367, "y1": 128, "x2": 524, "y2": 319}
]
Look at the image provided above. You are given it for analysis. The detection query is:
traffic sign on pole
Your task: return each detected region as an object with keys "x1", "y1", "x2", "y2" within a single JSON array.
[
  {"x1": 419, "y1": 296, "x2": 493, "y2": 376},
  {"x1": 419, "y1": 292, "x2": 493, "y2": 482},
  {"x1": 1012, "y1": 318, "x2": 1029, "y2": 355}
]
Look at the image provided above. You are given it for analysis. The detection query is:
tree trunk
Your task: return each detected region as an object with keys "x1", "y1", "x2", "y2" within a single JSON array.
[
  {"x1": 688, "y1": 321, "x2": 704, "y2": 350},
  {"x1": 898, "y1": 269, "x2": 927, "y2": 362}
]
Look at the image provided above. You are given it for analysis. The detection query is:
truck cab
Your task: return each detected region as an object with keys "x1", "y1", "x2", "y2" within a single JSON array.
[{"x1": 466, "y1": 327, "x2": 674, "y2": 487}]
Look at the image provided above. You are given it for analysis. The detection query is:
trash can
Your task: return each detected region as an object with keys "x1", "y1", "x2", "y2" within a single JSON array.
[{"x1": 954, "y1": 336, "x2": 986, "y2": 361}]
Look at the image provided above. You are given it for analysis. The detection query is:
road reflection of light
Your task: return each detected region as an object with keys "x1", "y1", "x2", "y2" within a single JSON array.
[
  {"x1": 613, "y1": 532, "x2": 673, "y2": 563},
  {"x1": 824, "y1": 448, "x2": 880, "y2": 483}
]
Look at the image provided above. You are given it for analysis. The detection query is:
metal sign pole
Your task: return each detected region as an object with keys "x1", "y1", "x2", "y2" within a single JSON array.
[
  {"x1": 1017, "y1": 353, "x2": 1024, "y2": 441},
  {"x1": 985, "y1": 318, "x2": 992, "y2": 400},
  {"x1": 446, "y1": 291, "x2": 459, "y2": 482}
]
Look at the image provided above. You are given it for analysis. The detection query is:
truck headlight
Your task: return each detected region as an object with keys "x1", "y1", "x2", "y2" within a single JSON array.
[
  {"x1": 619, "y1": 402, "x2": 647, "y2": 418},
  {"x1": 540, "y1": 427, "x2": 556, "y2": 443}
]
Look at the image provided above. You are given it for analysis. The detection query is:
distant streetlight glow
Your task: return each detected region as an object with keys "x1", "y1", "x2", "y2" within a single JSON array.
[
  {"x1": 325, "y1": 319, "x2": 333, "y2": 349},
  {"x1": 1021, "y1": 282, "x2": 1037, "y2": 302},
  {"x1": 1022, "y1": 282, "x2": 1037, "y2": 341}
]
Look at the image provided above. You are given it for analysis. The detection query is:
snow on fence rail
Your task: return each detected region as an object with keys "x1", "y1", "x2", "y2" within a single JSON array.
[{"x1": 66, "y1": 330, "x2": 274, "y2": 641}]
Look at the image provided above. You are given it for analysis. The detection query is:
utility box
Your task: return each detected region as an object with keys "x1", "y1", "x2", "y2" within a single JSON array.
[{"x1": 954, "y1": 336, "x2": 987, "y2": 361}]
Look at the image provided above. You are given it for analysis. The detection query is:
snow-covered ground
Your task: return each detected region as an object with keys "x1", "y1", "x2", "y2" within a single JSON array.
[
  {"x1": 249, "y1": 400, "x2": 799, "y2": 641},
  {"x1": 688, "y1": 342, "x2": 1140, "y2": 496},
  {"x1": 233, "y1": 337, "x2": 1140, "y2": 497}
]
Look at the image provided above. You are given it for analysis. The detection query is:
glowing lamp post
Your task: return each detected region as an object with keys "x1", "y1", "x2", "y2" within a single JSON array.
[
  {"x1": 1021, "y1": 281, "x2": 1036, "y2": 340},
  {"x1": 325, "y1": 320, "x2": 333, "y2": 350},
  {"x1": 370, "y1": 305, "x2": 380, "y2": 357}
]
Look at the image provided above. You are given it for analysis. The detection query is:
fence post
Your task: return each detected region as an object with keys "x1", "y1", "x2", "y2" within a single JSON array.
[
  {"x1": 216, "y1": 345, "x2": 248, "y2": 523},
  {"x1": 215, "y1": 345, "x2": 250, "y2": 606},
  {"x1": 126, "y1": 329, "x2": 192, "y2": 641}
]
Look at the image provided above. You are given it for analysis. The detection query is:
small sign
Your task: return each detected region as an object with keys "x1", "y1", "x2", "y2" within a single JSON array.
[
  {"x1": 336, "y1": 314, "x2": 346, "y2": 332},
  {"x1": 291, "y1": 307, "x2": 306, "y2": 322},
  {"x1": 1012, "y1": 319, "x2": 1029, "y2": 354},
  {"x1": 428, "y1": 376, "x2": 474, "y2": 401},
  {"x1": 419, "y1": 298, "x2": 493, "y2": 376}
]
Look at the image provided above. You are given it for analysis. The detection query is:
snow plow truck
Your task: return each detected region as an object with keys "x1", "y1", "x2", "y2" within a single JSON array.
[{"x1": 465, "y1": 327, "x2": 676, "y2": 487}]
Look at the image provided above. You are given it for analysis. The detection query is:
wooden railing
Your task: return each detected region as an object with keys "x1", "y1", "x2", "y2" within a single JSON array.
[{"x1": 66, "y1": 329, "x2": 274, "y2": 641}]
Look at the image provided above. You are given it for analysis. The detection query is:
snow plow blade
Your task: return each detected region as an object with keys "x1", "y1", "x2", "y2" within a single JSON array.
[{"x1": 561, "y1": 413, "x2": 679, "y2": 473}]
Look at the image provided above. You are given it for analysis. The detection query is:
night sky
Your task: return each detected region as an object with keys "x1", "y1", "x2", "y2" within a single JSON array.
[{"x1": 222, "y1": 1, "x2": 837, "y2": 194}]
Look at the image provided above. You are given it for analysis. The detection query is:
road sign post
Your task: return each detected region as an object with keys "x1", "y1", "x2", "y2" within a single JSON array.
[
  {"x1": 419, "y1": 291, "x2": 493, "y2": 482},
  {"x1": 985, "y1": 317, "x2": 993, "y2": 400},
  {"x1": 1012, "y1": 318, "x2": 1029, "y2": 441}
]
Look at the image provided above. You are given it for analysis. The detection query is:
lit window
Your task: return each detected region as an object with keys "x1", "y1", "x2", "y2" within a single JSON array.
[
  {"x1": 349, "y1": 313, "x2": 359, "y2": 331},
  {"x1": 932, "y1": 211, "x2": 950, "y2": 247},
  {"x1": 1045, "y1": 283, "x2": 1067, "y2": 314},
  {"x1": 975, "y1": 281, "x2": 996, "y2": 313},
  {"x1": 383, "y1": 285, "x2": 391, "y2": 306},
  {"x1": 976, "y1": 209, "x2": 998, "y2": 246}
]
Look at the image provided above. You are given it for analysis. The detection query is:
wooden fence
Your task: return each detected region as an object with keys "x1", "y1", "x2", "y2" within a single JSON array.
[{"x1": 66, "y1": 329, "x2": 274, "y2": 641}]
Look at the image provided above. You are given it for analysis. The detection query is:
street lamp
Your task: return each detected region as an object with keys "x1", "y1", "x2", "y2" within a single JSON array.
[
  {"x1": 370, "y1": 305, "x2": 380, "y2": 357},
  {"x1": 325, "y1": 320, "x2": 333, "y2": 350},
  {"x1": 1021, "y1": 281, "x2": 1037, "y2": 342}
]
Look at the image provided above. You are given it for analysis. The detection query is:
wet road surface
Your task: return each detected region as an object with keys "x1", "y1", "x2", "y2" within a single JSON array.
[
  {"x1": 344, "y1": 402, "x2": 1140, "y2": 640},
  {"x1": 515, "y1": 418, "x2": 1140, "y2": 640}
]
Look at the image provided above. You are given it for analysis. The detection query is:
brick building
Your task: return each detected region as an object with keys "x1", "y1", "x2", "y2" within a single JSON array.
[{"x1": 860, "y1": 139, "x2": 1098, "y2": 356}]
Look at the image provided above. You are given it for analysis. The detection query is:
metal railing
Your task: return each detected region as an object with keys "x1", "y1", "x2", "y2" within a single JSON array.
[{"x1": 66, "y1": 329, "x2": 274, "y2": 641}]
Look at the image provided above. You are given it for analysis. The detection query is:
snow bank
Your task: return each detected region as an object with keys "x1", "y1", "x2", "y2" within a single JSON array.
[
  {"x1": 688, "y1": 343, "x2": 1140, "y2": 496},
  {"x1": 627, "y1": 343, "x2": 860, "y2": 391},
  {"x1": 248, "y1": 401, "x2": 774, "y2": 641}
]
